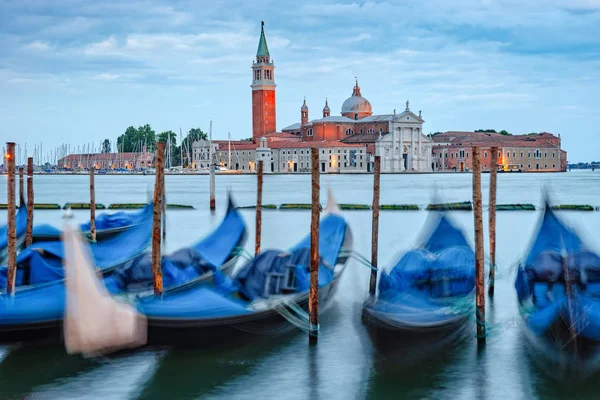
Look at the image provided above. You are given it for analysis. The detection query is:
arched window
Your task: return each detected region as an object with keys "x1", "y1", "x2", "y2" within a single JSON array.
[
  {"x1": 307, "y1": 128, "x2": 313, "y2": 136},
  {"x1": 345, "y1": 129, "x2": 354, "y2": 135},
  {"x1": 367, "y1": 129, "x2": 375, "y2": 134},
  {"x1": 354, "y1": 114, "x2": 358, "y2": 120}
]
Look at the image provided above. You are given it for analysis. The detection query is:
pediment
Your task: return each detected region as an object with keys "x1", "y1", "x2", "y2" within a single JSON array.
[{"x1": 396, "y1": 110, "x2": 424, "y2": 123}]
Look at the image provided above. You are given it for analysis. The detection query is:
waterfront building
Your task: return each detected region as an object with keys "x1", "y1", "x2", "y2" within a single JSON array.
[
  {"x1": 191, "y1": 22, "x2": 567, "y2": 174},
  {"x1": 282, "y1": 83, "x2": 434, "y2": 172},
  {"x1": 58, "y1": 152, "x2": 154, "y2": 170},
  {"x1": 431, "y1": 131, "x2": 567, "y2": 172}
]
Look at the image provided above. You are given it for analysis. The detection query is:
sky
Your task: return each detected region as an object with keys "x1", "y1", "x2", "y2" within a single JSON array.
[{"x1": 1, "y1": 0, "x2": 599, "y2": 162}]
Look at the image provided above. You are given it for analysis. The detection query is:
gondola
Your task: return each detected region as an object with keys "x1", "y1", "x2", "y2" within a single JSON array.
[
  {"x1": 0, "y1": 199, "x2": 246, "y2": 343},
  {"x1": 0, "y1": 203, "x2": 154, "y2": 290},
  {"x1": 30, "y1": 202, "x2": 154, "y2": 243},
  {"x1": 136, "y1": 192, "x2": 352, "y2": 345},
  {"x1": 0, "y1": 202, "x2": 28, "y2": 263},
  {"x1": 362, "y1": 212, "x2": 475, "y2": 360},
  {"x1": 515, "y1": 205, "x2": 600, "y2": 373}
]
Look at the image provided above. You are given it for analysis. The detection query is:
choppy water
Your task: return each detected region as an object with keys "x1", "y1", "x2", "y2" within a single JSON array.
[{"x1": 1, "y1": 171, "x2": 599, "y2": 399}]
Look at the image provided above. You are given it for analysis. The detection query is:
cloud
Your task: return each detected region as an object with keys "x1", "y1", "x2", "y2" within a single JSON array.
[
  {"x1": 0, "y1": 0, "x2": 599, "y2": 161},
  {"x1": 25, "y1": 41, "x2": 51, "y2": 51},
  {"x1": 92, "y1": 73, "x2": 121, "y2": 80}
]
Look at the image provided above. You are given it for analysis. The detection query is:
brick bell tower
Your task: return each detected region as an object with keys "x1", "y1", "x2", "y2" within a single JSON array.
[{"x1": 251, "y1": 21, "x2": 276, "y2": 141}]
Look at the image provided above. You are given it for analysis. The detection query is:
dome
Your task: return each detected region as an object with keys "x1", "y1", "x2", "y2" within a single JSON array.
[
  {"x1": 341, "y1": 80, "x2": 372, "y2": 118},
  {"x1": 341, "y1": 96, "x2": 372, "y2": 114}
]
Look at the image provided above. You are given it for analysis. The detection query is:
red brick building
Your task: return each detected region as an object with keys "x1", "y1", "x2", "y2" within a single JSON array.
[
  {"x1": 432, "y1": 131, "x2": 567, "y2": 172},
  {"x1": 58, "y1": 152, "x2": 154, "y2": 170}
]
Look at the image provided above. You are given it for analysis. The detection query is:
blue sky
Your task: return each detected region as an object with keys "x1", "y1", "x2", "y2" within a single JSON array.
[{"x1": 1, "y1": 0, "x2": 599, "y2": 162}]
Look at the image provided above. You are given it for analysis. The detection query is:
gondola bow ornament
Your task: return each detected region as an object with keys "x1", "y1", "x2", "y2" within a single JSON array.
[{"x1": 63, "y1": 214, "x2": 147, "y2": 356}]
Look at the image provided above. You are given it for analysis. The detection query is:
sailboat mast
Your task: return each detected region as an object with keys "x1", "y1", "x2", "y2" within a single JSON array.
[{"x1": 209, "y1": 121, "x2": 213, "y2": 168}]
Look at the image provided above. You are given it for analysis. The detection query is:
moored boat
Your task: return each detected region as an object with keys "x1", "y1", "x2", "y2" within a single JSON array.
[
  {"x1": 137, "y1": 192, "x2": 352, "y2": 345},
  {"x1": 362, "y1": 212, "x2": 475, "y2": 361},
  {"x1": 0, "y1": 199, "x2": 246, "y2": 344},
  {"x1": 30, "y1": 202, "x2": 154, "y2": 243},
  {"x1": 515, "y1": 205, "x2": 600, "y2": 376}
]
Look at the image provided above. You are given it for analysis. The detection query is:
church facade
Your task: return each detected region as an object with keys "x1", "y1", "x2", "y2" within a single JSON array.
[
  {"x1": 281, "y1": 82, "x2": 433, "y2": 172},
  {"x1": 192, "y1": 22, "x2": 434, "y2": 173}
]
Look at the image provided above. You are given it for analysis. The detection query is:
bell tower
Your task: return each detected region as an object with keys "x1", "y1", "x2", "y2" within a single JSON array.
[{"x1": 251, "y1": 21, "x2": 276, "y2": 141}]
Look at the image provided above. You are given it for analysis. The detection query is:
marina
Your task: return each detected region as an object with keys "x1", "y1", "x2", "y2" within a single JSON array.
[{"x1": 1, "y1": 171, "x2": 599, "y2": 399}]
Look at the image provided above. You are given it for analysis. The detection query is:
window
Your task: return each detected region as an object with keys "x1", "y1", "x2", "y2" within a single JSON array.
[
  {"x1": 513, "y1": 152, "x2": 516, "y2": 157},
  {"x1": 360, "y1": 162, "x2": 363, "y2": 167},
  {"x1": 553, "y1": 164, "x2": 555, "y2": 168},
  {"x1": 528, "y1": 164, "x2": 531, "y2": 168},
  {"x1": 329, "y1": 150, "x2": 332, "y2": 154},
  {"x1": 506, "y1": 151, "x2": 509, "y2": 157},
  {"x1": 368, "y1": 129, "x2": 375, "y2": 134},
  {"x1": 360, "y1": 129, "x2": 363, "y2": 134},
  {"x1": 329, "y1": 162, "x2": 331, "y2": 167},
  {"x1": 379, "y1": 128, "x2": 383, "y2": 134},
  {"x1": 544, "y1": 152, "x2": 547, "y2": 157},
  {"x1": 345, "y1": 129, "x2": 354, "y2": 135},
  {"x1": 498, "y1": 151, "x2": 501, "y2": 158},
  {"x1": 484, "y1": 151, "x2": 488, "y2": 158},
  {"x1": 385, "y1": 148, "x2": 390, "y2": 156},
  {"x1": 307, "y1": 128, "x2": 313, "y2": 136},
  {"x1": 294, "y1": 151, "x2": 297, "y2": 154},
  {"x1": 254, "y1": 70, "x2": 260, "y2": 80},
  {"x1": 552, "y1": 152, "x2": 555, "y2": 157},
  {"x1": 354, "y1": 114, "x2": 358, "y2": 120},
  {"x1": 466, "y1": 152, "x2": 469, "y2": 158}
]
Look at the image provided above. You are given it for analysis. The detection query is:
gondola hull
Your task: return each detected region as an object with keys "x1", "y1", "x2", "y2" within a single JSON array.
[
  {"x1": 0, "y1": 255, "x2": 242, "y2": 344},
  {"x1": 143, "y1": 225, "x2": 352, "y2": 346},
  {"x1": 146, "y1": 273, "x2": 343, "y2": 345},
  {"x1": 362, "y1": 298, "x2": 472, "y2": 361}
]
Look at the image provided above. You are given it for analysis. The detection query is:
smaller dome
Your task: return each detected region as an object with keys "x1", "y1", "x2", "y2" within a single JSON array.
[{"x1": 323, "y1": 98, "x2": 330, "y2": 112}]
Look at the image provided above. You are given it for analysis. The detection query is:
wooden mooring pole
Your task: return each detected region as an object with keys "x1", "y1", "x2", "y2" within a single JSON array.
[
  {"x1": 309, "y1": 147, "x2": 320, "y2": 344},
  {"x1": 369, "y1": 156, "x2": 381, "y2": 296},
  {"x1": 25, "y1": 157, "x2": 34, "y2": 247},
  {"x1": 209, "y1": 120, "x2": 216, "y2": 211},
  {"x1": 488, "y1": 147, "x2": 498, "y2": 297},
  {"x1": 90, "y1": 166, "x2": 96, "y2": 242},
  {"x1": 472, "y1": 146, "x2": 486, "y2": 343},
  {"x1": 18, "y1": 167, "x2": 24, "y2": 206},
  {"x1": 5, "y1": 142, "x2": 17, "y2": 295},
  {"x1": 255, "y1": 160, "x2": 263, "y2": 256},
  {"x1": 152, "y1": 142, "x2": 165, "y2": 296}
]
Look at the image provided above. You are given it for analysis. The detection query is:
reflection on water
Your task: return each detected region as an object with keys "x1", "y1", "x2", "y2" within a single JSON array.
[{"x1": 0, "y1": 172, "x2": 599, "y2": 399}]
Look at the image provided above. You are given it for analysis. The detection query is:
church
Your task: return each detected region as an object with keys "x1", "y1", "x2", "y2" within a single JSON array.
[{"x1": 193, "y1": 22, "x2": 434, "y2": 173}]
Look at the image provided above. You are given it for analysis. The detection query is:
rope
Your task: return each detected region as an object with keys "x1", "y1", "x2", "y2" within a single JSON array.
[
  {"x1": 232, "y1": 247, "x2": 254, "y2": 262},
  {"x1": 338, "y1": 250, "x2": 378, "y2": 271}
]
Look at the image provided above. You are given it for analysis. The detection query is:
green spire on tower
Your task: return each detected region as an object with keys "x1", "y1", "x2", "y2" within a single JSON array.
[{"x1": 256, "y1": 21, "x2": 270, "y2": 57}]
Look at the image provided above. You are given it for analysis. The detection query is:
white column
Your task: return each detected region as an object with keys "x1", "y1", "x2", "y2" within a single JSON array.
[
  {"x1": 410, "y1": 128, "x2": 415, "y2": 170},
  {"x1": 391, "y1": 128, "x2": 397, "y2": 172},
  {"x1": 417, "y1": 131, "x2": 422, "y2": 171}
]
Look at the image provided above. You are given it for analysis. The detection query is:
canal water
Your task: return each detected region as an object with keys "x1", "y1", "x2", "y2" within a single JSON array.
[{"x1": 0, "y1": 171, "x2": 599, "y2": 399}]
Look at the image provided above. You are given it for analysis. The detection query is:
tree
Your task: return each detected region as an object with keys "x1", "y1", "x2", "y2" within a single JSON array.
[
  {"x1": 117, "y1": 124, "x2": 157, "y2": 152},
  {"x1": 475, "y1": 129, "x2": 497, "y2": 133},
  {"x1": 179, "y1": 128, "x2": 208, "y2": 167},
  {"x1": 241, "y1": 137, "x2": 253, "y2": 142},
  {"x1": 498, "y1": 130, "x2": 512, "y2": 136},
  {"x1": 101, "y1": 139, "x2": 111, "y2": 153}
]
